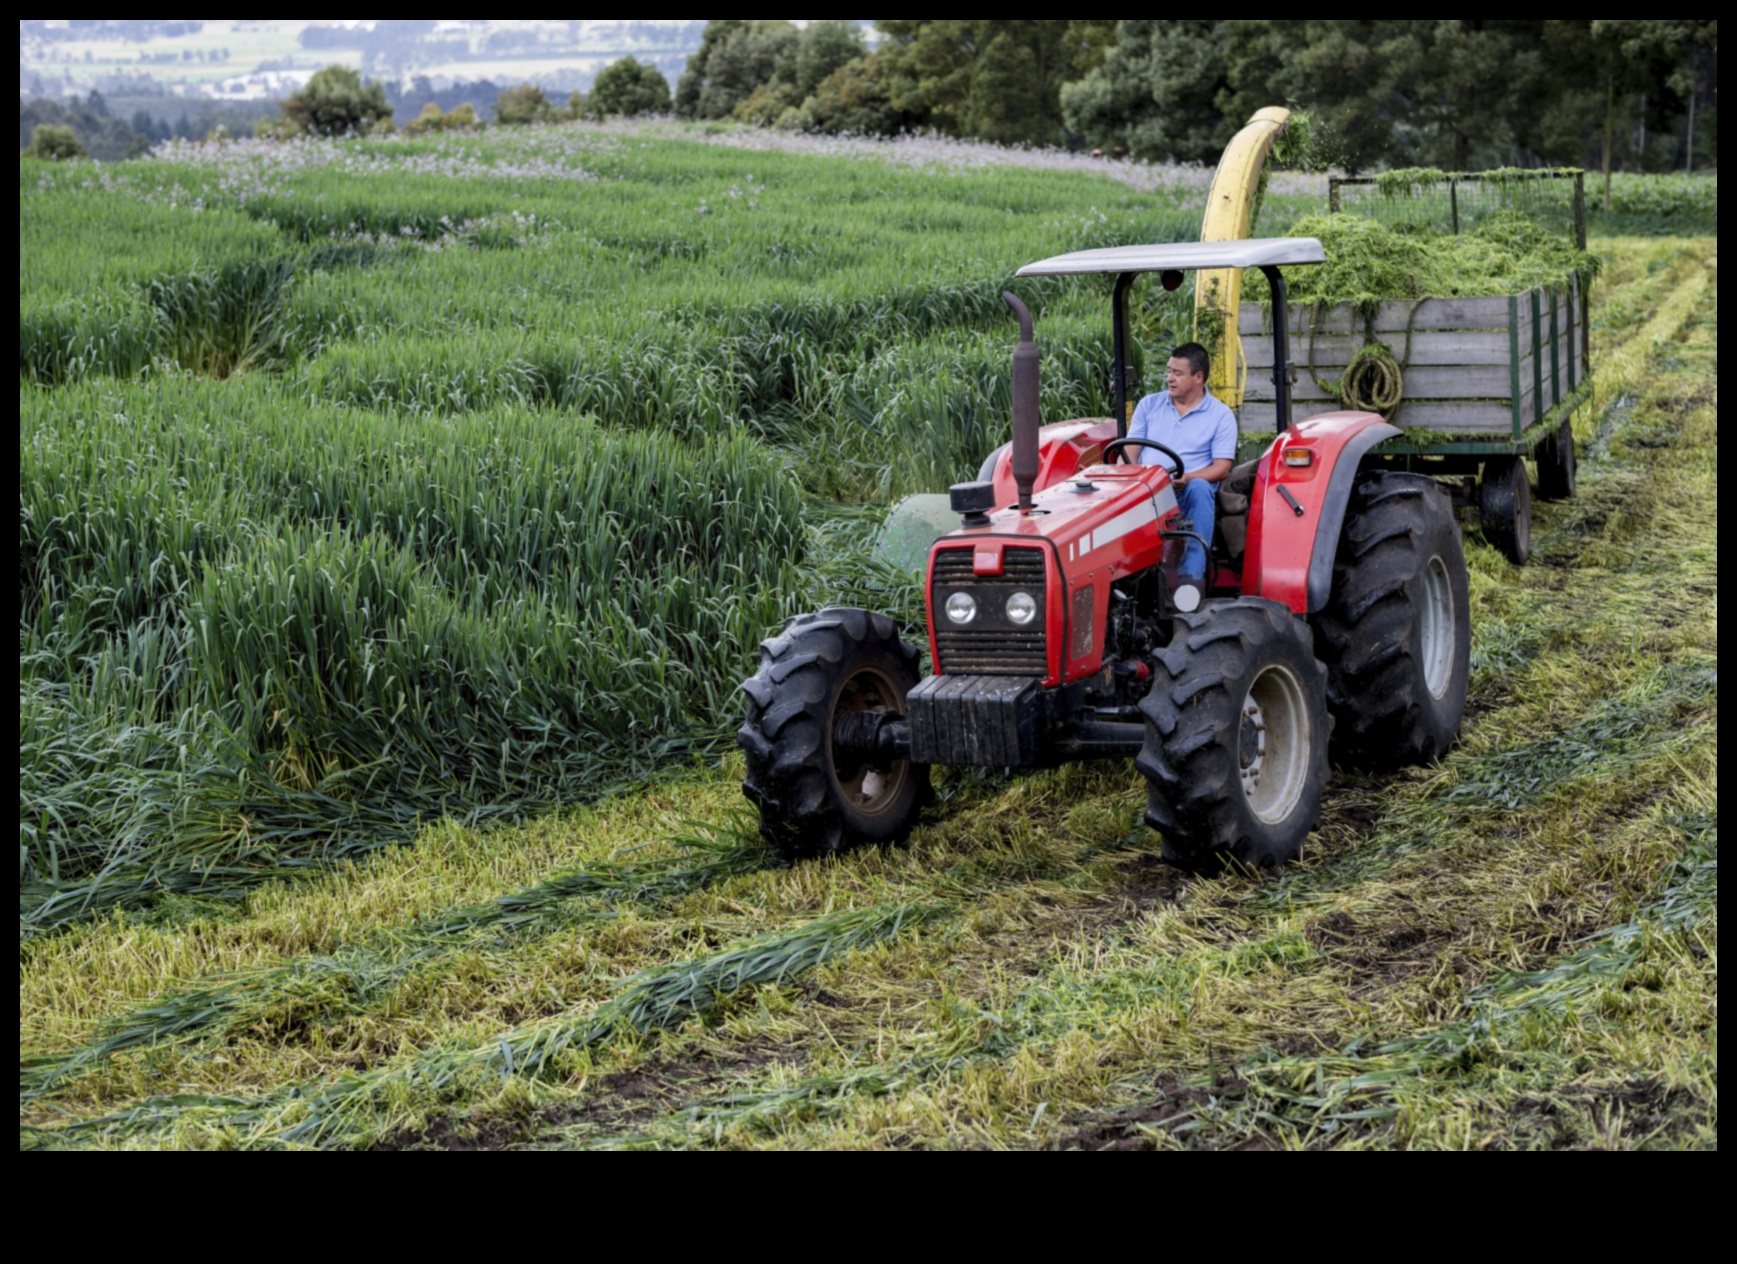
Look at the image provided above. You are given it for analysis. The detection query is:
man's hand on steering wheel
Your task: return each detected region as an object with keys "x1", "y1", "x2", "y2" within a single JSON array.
[{"x1": 1102, "y1": 437, "x2": 1186, "y2": 481}]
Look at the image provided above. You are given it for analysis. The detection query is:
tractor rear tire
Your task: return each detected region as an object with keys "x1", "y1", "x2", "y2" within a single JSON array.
[
  {"x1": 1313, "y1": 471, "x2": 1471, "y2": 770},
  {"x1": 1477, "y1": 456, "x2": 1532, "y2": 564},
  {"x1": 1536, "y1": 417, "x2": 1577, "y2": 501},
  {"x1": 1137, "y1": 598, "x2": 1329, "y2": 872},
  {"x1": 738, "y1": 607, "x2": 929, "y2": 860}
]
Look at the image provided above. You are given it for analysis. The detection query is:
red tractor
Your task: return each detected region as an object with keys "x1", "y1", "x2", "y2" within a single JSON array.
[{"x1": 739, "y1": 238, "x2": 1471, "y2": 870}]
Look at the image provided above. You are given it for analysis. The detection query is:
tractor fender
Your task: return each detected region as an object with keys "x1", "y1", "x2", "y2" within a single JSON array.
[{"x1": 1241, "y1": 412, "x2": 1399, "y2": 614}]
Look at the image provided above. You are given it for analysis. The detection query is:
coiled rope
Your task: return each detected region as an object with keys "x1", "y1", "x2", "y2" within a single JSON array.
[
  {"x1": 1338, "y1": 341, "x2": 1404, "y2": 414},
  {"x1": 1307, "y1": 299, "x2": 1424, "y2": 420}
]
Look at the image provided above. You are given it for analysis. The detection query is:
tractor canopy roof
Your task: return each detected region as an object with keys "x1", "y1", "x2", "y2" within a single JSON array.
[{"x1": 1015, "y1": 236, "x2": 1325, "y2": 278}]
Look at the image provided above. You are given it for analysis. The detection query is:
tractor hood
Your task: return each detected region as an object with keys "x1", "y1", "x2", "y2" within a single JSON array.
[
  {"x1": 925, "y1": 466, "x2": 1180, "y2": 686},
  {"x1": 937, "y1": 465, "x2": 1177, "y2": 564}
]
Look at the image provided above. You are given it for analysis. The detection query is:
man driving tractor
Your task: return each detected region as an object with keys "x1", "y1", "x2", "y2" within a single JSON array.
[{"x1": 1126, "y1": 341, "x2": 1236, "y2": 596}]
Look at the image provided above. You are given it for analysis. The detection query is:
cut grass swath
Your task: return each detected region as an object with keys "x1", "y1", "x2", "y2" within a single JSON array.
[
  {"x1": 22, "y1": 817, "x2": 772, "y2": 1099},
  {"x1": 30, "y1": 900, "x2": 938, "y2": 1149}
]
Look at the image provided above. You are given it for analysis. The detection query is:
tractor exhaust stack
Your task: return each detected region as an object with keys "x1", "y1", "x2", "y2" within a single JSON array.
[{"x1": 1002, "y1": 291, "x2": 1041, "y2": 514}]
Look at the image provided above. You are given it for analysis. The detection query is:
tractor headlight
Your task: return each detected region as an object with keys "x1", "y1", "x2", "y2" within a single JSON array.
[
  {"x1": 1005, "y1": 591, "x2": 1038, "y2": 625},
  {"x1": 944, "y1": 592, "x2": 978, "y2": 625}
]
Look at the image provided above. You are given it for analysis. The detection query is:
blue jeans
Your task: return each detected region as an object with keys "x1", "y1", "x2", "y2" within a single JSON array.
[{"x1": 1176, "y1": 478, "x2": 1215, "y2": 581}]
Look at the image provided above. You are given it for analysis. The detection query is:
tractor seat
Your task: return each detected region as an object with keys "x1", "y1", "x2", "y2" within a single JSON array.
[{"x1": 1213, "y1": 459, "x2": 1259, "y2": 564}]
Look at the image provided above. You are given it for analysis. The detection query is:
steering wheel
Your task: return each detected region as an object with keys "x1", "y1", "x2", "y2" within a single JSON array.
[{"x1": 1103, "y1": 437, "x2": 1186, "y2": 481}]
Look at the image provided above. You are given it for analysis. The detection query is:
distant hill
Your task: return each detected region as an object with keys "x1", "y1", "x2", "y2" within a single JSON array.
[{"x1": 19, "y1": 19, "x2": 870, "y2": 102}]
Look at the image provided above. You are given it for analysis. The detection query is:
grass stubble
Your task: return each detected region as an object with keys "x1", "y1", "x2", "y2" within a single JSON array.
[{"x1": 19, "y1": 230, "x2": 1715, "y2": 1149}]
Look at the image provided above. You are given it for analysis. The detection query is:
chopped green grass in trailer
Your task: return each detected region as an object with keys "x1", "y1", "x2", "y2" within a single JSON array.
[{"x1": 1242, "y1": 211, "x2": 1598, "y2": 312}]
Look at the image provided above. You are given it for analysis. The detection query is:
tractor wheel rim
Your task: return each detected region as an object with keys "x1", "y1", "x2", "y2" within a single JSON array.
[
  {"x1": 832, "y1": 666, "x2": 908, "y2": 817},
  {"x1": 1239, "y1": 664, "x2": 1310, "y2": 825},
  {"x1": 1420, "y1": 553, "x2": 1454, "y2": 699}
]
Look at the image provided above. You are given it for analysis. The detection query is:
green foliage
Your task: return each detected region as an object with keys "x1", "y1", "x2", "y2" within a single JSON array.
[
  {"x1": 1060, "y1": 20, "x2": 1718, "y2": 175},
  {"x1": 793, "y1": 22, "x2": 869, "y2": 102},
  {"x1": 492, "y1": 84, "x2": 558, "y2": 126},
  {"x1": 722, "y1": 21, "x2": 871, "y2": 127},
  {"x1": 19, "y1": 170, "x2": 298, "y2": 382},
  {"x1": 1591, "y1": 173, "x2": 1719, "y2": 233},
  {"x1": 587, "y1": 58, "x2": 672, "y2": 119},
  {"x1": 401, "y1": 102, "x2": 481, "y2": 135},
  {"x1": 26, "y1": 123, "x2": 86, "y2": 160},
  {"x1": 1061, "y1": 21, "x2": 1235, "y2": 162},
  {"x1": 20, "y1": 94, "x2": 147, "y2": 160},
  {"x1": 722, "y1": 22, "x2": 882, "y2": 131},
  {"x1": 732, "y1": 82, "x2": 799, "y2": 129},
  {"x1": 20, "y1": 378, "x2": 810, "y2": 930},
  {"x1": 280, "y1": 65, "x2": 394, "y2": 138},
  {"x1": 676, "y1": 21, "x2": 800, "y2": 121},
  {"x1": 877, "y1": 21, "x2": 1114, "y2": 146},
  {"x1": 795, "y1": 56, "x2": 908, "y2": 136}
]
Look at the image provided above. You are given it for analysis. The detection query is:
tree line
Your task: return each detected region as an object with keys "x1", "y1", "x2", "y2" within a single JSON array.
[
  {"x1": 676, "y1": 20, "x2": 1716, "y2": 173},
  {"x1": 23, "y1": 21, "x2": 1716, "y2": 178},
  {"x1": 20, "y1": 92, "x2": 289, "y2": 161}
]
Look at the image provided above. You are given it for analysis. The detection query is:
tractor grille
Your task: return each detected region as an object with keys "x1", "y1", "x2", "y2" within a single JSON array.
[{"x1": 931, "y1": 546, "x2": 1048, "y2": 676}]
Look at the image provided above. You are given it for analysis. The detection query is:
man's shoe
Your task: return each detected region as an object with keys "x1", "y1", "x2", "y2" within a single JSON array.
[{"x1": 1175, "y1": 574, "x2": 1205, "y2": 612}]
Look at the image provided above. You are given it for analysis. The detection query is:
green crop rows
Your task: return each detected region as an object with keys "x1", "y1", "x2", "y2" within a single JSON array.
[{"x1": 20, "y1": 127, "x2": 1259, "y2": 934}]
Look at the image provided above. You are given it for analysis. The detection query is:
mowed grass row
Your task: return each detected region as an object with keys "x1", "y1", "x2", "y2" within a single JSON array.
[{"x1": 20, "y1": 238, "x2": 1715, "y2": 1149}]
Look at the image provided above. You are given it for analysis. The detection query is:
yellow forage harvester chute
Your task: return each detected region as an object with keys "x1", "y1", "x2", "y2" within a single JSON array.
[{"x1": 1195, "y1": 106, "x2": 1293, "y2": 411}]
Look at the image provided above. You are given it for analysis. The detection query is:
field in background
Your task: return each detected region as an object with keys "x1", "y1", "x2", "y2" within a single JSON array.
[{"x1": 18, "y1": 123, "x2": 1717, "y2": 1149}]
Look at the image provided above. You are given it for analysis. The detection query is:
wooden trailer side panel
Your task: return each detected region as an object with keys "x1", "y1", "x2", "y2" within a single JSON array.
[{"x1": 1234, "y1": 277, "x2": 1586, "y2": 438}]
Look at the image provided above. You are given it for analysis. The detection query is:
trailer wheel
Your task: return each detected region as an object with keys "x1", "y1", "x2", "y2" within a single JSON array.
[
  {"x1": 1314, "y1": 471, "x2": 1471, "y2": 769},
  {"x1": 1477, "y1": 456, "x2": 1531, "y2": 565},
  {"x1": 1536, "y1": 417, "x2": 1577, "y2": 501},
  {"x1": 1137, "y1": 598, "x2": 1329, "y2": 871},
  {"x1": 738, "y1": 607, "x2": 928, "y2": 860}
]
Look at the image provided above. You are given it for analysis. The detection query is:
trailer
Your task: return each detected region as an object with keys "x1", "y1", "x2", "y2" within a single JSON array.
[{"x1": 1230, "y1": 169, "x2": 1596, "y2": 564}]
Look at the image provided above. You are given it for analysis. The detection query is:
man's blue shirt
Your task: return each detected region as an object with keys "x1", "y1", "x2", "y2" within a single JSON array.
[{"x1": 1127, "y1": 389, "x2": 1238, "y2": 474}]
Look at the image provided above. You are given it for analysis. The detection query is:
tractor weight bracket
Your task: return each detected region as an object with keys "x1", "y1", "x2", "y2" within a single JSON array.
[{"x1": 1050, "y1": 720, "x2": 1146, "y2": 760}]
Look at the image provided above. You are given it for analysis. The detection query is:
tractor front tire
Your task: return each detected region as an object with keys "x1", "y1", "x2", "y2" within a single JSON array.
[
  {"x1": 738, "y1": 607, "x2": 928, "y2": 860},
  {"x1": 1137, "y1": 598, "x2": 1329, "y2": 871},
  {"x1": 1314, "y1": 471, "x2": 1471, "y2": 769}
]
